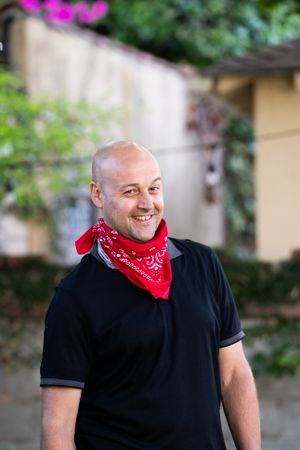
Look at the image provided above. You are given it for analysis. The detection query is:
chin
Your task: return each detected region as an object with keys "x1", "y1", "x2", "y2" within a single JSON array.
[
  {"x1": 129, "y1": 222, "x2": 160, "y2": 243},
  {"x1": 133, "y1": 236, "x2": 152, "y2": 243},
  {"x1": 132, "y1": 232, "x2": 155, "y2": 243}
]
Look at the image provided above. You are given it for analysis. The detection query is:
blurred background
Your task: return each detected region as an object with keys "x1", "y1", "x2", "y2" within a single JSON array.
[{"x1": 0, "y1": 0, "x2": 300, "y2": 448}]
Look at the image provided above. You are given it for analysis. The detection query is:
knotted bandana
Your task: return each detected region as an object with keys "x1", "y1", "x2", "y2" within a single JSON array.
[{"x1": 75, "y1": 218, "x2": 172, "y2": 300}]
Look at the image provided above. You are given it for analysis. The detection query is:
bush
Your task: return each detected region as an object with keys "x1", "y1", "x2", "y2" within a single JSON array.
[
  {"x1": 216, "y1": 251, "x2": 300, "y2": 314},
  {"x1": 1, "y1": 253, "x2": 300, "y2": 376},
  {"x1": 0, "y1": 256, "x2": 70, "y2": 314},
  {"x1": 1, "y1": 252, "x2": 299, "y2": 315}
]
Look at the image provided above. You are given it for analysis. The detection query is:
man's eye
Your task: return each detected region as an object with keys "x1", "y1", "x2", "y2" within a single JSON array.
[
  {"x1": 124, "y1": 189, "x2": 137, "y2": 195},
  {"x1": 150, "y1": 186, "x2": 160, "y2": 192}
]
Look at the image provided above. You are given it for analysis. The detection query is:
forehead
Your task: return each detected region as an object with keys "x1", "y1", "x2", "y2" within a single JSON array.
[{"x1": 101, "y1": 151, "x2": 161, "y2": 188}]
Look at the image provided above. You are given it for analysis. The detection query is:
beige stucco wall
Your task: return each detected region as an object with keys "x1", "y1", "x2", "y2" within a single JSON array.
[
  {"x1": 254, "y1": 75, "x2": 300, "y2": 261},
  {"x1": 1, "y1": 16, "x2": 224, "y2": 258}
]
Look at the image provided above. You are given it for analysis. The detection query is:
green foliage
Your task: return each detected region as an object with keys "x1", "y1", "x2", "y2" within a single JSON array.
[
  {"x1": 217, "y1": 252, "x2": 300, "y2": 312},
  {"x1": 1, "y1": 253, "x2": 300, "y2": 376},
  {"x1": 0, "y1": 66, "x2": 115, "y2": 221},
  {"x1": 83, "y1": 0, "x2": 300, "y2": 252},
  {"x1": 89, "y1": 0, "x2": 300, "y2": 68},
  {"x1": 245, "y1": 318, "x2": 300, "y2": 377},
  {"x1": 2, "y1": 251, "x2": 300, "y2": 315},
  {"x1": 223, "y1": 118, "x2": 255, "y2": 254},
  {"x1": 0, "y1": 257, "x2": 69, "y2": 312},
  {"x1": 218, "y1": 251, "x2": 300, "y2": 377},
  {"x1": 259, "y1": 0, "x2": 300, "y2": 14}
]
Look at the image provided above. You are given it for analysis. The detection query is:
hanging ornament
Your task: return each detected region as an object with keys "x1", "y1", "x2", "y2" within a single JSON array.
[{"x1": 204, "y1": 161, "x2": 221, "y2": 203}]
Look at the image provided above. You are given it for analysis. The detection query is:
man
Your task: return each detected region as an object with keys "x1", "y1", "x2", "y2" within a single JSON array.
[{"x1": 40, "y1": 140, "x2": 261, "y2": 450}]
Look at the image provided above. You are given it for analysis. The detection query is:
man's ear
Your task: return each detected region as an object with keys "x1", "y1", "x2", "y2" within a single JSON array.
[{"x1": 90, "y1": 181, "x2": 103, "y2": 208}]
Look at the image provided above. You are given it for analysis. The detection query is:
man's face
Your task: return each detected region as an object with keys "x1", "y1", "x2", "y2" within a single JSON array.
[{"x1": 93, "y1": 149, "x2": 164, "y2": 243}]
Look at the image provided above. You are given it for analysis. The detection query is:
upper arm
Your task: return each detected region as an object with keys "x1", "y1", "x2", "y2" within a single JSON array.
[
  {"x1": 209, "y1": 250, "x2": 245, "y2": 347},
  {"x1": 219, "y1": 340, "x2": 252, "y2": 389},
  {"x1": 41, "y1": 386, "x2": 82, "y2": 433},
  {"x1": 40, "y1": 287, "x2": 93, "y2": 389}
]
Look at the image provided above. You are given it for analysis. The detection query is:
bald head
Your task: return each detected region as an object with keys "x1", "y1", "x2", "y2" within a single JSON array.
[
  {"x1": 92, "y1": 140, "x2": 159, "y2": 186},
  {"x1": 90, "y1": 140, "x2": 163, "y2": 241}
]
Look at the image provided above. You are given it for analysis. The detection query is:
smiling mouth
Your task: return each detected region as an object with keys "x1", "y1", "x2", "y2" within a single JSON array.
[{"x1": 133, "y1": 215, "x2": 153, "y2": 222}]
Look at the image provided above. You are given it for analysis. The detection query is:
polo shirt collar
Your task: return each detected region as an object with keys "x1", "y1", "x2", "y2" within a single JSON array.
[
  {"x1": 167, "y1": 238, "x2": 182, "y2": 260},
  {"x1": 91, "y1": 238, "x2": 182, "y2": 266}
]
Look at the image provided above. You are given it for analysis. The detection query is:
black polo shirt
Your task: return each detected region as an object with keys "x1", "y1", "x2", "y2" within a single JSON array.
[{"x1": 40, "y1": 238, "x2": 245, "y2": 450}]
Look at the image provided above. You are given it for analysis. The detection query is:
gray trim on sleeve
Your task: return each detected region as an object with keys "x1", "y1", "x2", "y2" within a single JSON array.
[
  {"x1": 219, "y1": 330, "x2": 246, "y2": 348},
  {"x1": 40, "y1": 378, "x2": 85, "y2": 389}
]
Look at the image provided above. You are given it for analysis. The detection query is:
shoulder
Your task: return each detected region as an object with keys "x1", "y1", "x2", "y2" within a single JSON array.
[
  {"x1": 46, "y1": 253, "x2": 109, "y2": 319},
  {"x1": 169, "y1": 237, "x2": 213, "y2": 261},
  {"x1": 169, "y1": 237, "x2": 224, "y2": 282},
  {"x1": 56, "y1": 252, "x2": 104, "y2": 295}
]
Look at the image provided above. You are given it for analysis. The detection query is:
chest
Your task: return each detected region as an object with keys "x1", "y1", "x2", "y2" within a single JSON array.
[{"x1": 85, "y1": 260, "x2": 221, "y2": 359}]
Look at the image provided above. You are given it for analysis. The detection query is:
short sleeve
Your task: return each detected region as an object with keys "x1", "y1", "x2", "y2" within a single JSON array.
[
  {"x1": 210, "y1": 250, "x2": 245, "y2": 348},
  {"x1": 40, "y1": 286, "x2": 93, "y2": 389}
]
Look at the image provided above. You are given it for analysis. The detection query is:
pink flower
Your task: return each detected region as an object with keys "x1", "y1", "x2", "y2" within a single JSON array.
[
  {"x1": 79, "y1": 9, "x2": 94, "y2": 24},
  {"x1": 72, "y1": 1, "x2": 87, "y2": 14},
  {"x1": 20, "y1": 0, "x2": 41, "y2": 12},
  {"x1": 21, "y1": 0, "x2": 108, "y2": 24},
  {"x1": 44, "y1": 0, "x2": 61, "y2": 9},
  {"x1": 92, "y1": 1, "x2": 109, "y2": 18},
  {"x1": 46, "y1": 4, "x2": 74, "y2": 23},
  {"x1": 78, "y1": 1, "x2": 108, "y2": 23}
]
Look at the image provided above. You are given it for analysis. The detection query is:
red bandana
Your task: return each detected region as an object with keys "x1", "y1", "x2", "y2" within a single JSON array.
[{"x1": 75, "y1": 218, "x2": 172, "y2": 300}]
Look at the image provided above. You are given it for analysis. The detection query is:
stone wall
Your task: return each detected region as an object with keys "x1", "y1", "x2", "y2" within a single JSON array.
[{"x1": 1, "y1": 15, "x2": 225, "y2": 261}]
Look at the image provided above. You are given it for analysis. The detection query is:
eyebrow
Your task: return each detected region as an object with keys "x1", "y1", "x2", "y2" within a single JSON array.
[{"x1": 120, "y1": 177, "x2": 161, "y2": 190}]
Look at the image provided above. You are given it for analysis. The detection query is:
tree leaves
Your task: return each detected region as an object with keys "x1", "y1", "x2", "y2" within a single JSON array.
[
  {"x1": 0, "y1": 66, "x2": 114, "y2": 221},
  {"x1": 89, "y1": 0, "x2": 300, "y2": 68}
]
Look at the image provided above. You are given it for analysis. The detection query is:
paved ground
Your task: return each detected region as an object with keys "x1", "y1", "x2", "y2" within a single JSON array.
[{"x1": 0, "y1": 366, "x2": 40, "y2": 450}]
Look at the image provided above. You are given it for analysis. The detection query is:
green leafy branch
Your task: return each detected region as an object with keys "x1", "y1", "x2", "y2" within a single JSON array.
[
  {"x1": 0, "y1": 66, "x2": 118, "y2": 221},
  {"x1": 245, "y1": 318, "x2": 300, "y2": 377}
]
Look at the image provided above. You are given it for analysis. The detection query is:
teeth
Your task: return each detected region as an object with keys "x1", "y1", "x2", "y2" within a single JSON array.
[{"x1": 134, "y1": 215, "x2": 151, "y2": 221}]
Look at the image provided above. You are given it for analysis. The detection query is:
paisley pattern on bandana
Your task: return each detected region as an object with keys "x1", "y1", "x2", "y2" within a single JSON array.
[{"x1": 75, "y1": 218, "x2": 172, "y2": 300}]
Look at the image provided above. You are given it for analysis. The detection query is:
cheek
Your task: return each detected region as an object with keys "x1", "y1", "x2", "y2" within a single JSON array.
[
  {"x1": 156, "y1": 195, "x2": 164, "y2": 210},
  {"x1": 109, "y1": 198, "x2": 135, "y2": 216}
]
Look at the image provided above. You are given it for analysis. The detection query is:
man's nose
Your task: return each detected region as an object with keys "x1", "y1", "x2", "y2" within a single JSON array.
[{"x1": 137, "y1": 192, "x2": 153, "y2": 210}]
